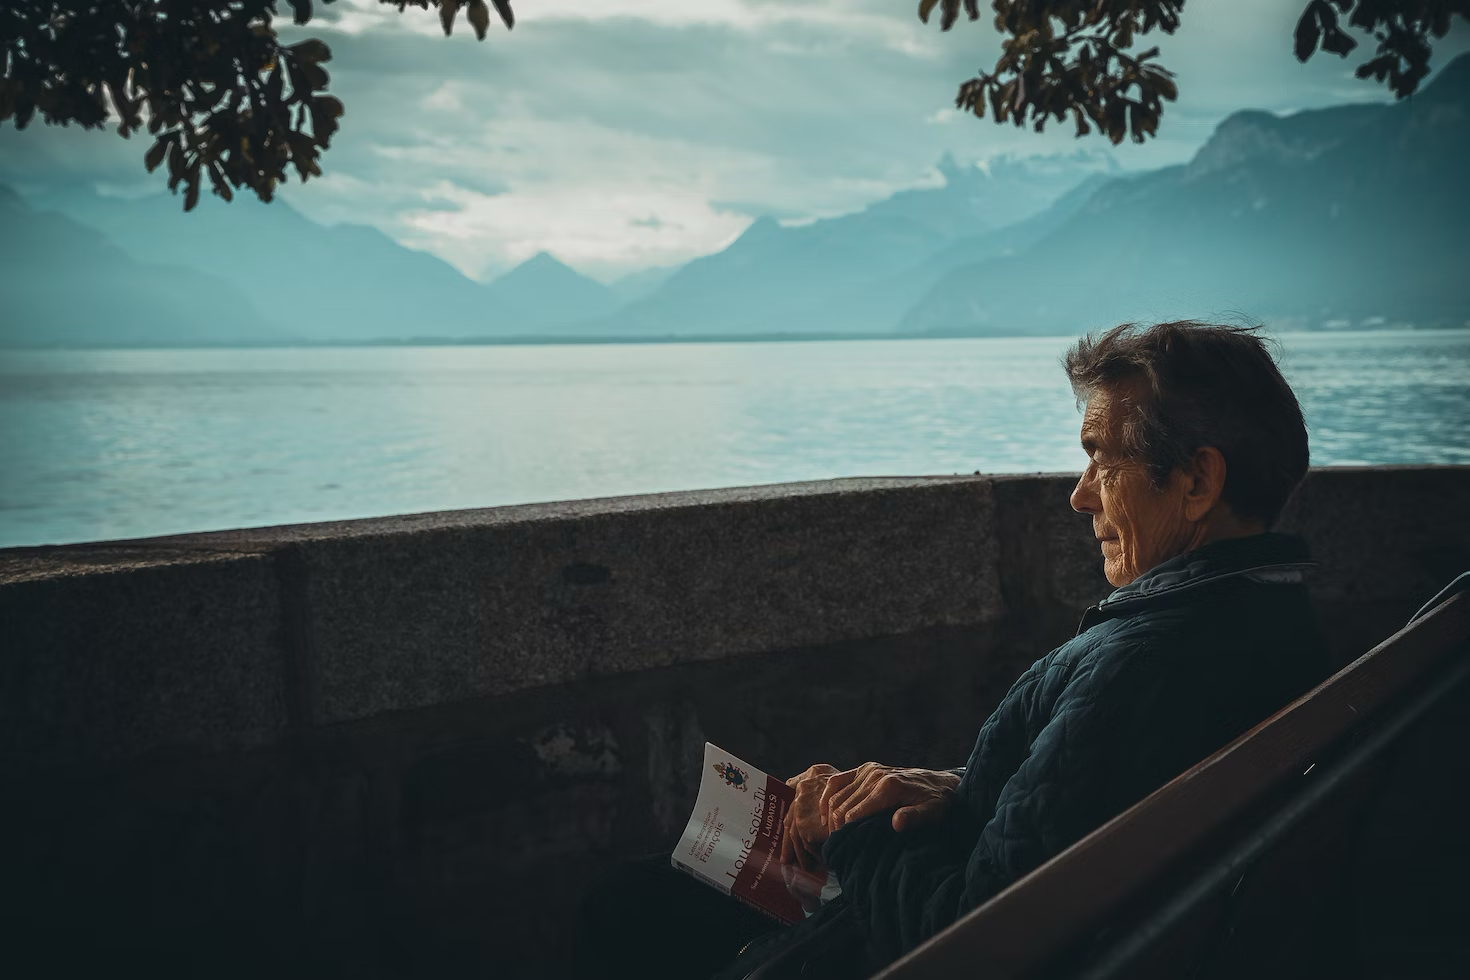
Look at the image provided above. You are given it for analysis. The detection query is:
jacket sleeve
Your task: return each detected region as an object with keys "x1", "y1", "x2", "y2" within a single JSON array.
[{"x1": 825, "y1": 646, "x2": 1165, "y2": 958}]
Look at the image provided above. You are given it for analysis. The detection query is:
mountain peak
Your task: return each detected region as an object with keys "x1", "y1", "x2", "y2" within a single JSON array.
[
  {"x1": 1184, "y1": 102, "x2": 1387, "y2": 179},
  {"x1": 487, "y1": 249, "x2": 616, "y2": 326},
  {"x1": 935, "y1": 153, "x2": 966, "y2": 184},
  {"x1": 503, "y1": 250, "x2": 577, "y2": 278}
]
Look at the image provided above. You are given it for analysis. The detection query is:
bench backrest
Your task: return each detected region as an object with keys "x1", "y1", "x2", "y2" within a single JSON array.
[{"x1": 874, "y1": 580, "x2": 1470, "y2": 980}]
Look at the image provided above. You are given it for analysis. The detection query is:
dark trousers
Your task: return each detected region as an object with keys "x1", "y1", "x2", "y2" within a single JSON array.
[{"x1": 573, "y1": 855, "x2": 784, "y2": 980}]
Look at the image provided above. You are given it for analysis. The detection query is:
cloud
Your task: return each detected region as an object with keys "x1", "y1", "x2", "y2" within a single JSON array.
[
  {"x1": 255, "y1": 8, "x2": 1012, "y2": 277},
  {"x1": 3, "y1": 0, "x2": 1466, "y2": 279}
]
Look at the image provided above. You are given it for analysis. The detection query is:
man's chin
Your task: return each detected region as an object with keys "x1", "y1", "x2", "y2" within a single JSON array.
[{"x1": 1102, "y1": 558, "x2": 1133, "y2": 588}]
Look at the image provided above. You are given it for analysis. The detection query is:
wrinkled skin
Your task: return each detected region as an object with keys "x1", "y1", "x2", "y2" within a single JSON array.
[
  {"x1": 782, "y1": 764, "x2": 838, "y2": 870},
  {"x1": 823, "y1": 763, "x2": 960, "y2": 832},
  {"x1": 780, "y1": 763, "x2": 960, "y2": 868},
  {"x1": 1069, "y1": 385, "x2": 1257, "y2": 586}
]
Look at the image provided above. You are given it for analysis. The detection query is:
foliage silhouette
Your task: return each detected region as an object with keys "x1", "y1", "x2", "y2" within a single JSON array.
[
  {"x1": 0, "y1": 1, "x2": 513, "y2": 209},
  {"x1": 919, "y1": 0, "x2": 1469, "y2": 144},
  {"x1": 4, "y1": 2, "x2": 1464, "y2": 209}
]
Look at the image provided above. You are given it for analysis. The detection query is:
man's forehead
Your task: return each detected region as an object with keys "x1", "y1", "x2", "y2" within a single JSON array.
[
  {"x1": 1079, "y1": 385, "x2": 1135, "y2": 446},
  {"x1": 1080, "y1": 390, "x2": 1118, "y2": 432}
]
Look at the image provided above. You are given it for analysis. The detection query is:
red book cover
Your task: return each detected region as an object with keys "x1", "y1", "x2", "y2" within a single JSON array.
[{"x1": 671, "y1": 743, "x2": 839, "y2": 924}]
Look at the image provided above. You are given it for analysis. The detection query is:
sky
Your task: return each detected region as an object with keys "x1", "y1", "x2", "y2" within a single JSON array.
[{"x1": 2, "y1": 0, "x2": 1466, "y2": 281}]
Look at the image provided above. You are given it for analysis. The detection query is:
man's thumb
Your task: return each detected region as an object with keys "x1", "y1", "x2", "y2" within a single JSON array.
[{"x1": 892, "y1": 799, "x2": 945, "y2": 832}]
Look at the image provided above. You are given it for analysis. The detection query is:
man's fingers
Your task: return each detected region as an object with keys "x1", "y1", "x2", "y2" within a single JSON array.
[
  {"x1": 835, "y1": 776, "x2": 903, "y2": 826},
  {"x1": 823, "y1": 776, "x2": 864, "y2": 824},
  {"x1": 827, "y1": 778, "x2": 873, "y2": 825},
  {"x1": 829, "y1": 768, "x2": 887, "y2": 826},
  {"x1": 819, "y1": 767, "x2": 859, "y2": 823}
]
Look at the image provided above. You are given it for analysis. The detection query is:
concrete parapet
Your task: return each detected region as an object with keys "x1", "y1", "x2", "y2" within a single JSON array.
[
  {"x1": 1, "y1": 467, "x2": 1466, "y2": 977},
  {"x1": 0, "y1": 550, "x2": 288, "y2": 768}
]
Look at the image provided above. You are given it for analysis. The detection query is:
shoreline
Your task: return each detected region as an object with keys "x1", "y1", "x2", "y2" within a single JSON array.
[{"x1": 2, "y1": 324, "x2": 1467, "y2": 354}]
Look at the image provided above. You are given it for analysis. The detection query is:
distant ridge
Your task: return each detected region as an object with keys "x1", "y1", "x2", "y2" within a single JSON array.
[
  {"x1": 20, "y1": 189, "x2": 526, "y2": 345},
  {"x1": 0, "y1": 186, "x2": 275, "y2": 348},
  {"x1": 6, "y1": 54, "x2": 1465, "y2": 349},
  {"x1": 486, "y1": 252, "x2": 618, "y2": 325},
  {"x1": 578, "y1": 150, "x2": 1120, "y2": 338},
  {"x1": 900, "y1": 52, "x2": 1470, "y2": 335},
  {"x1": 608, "y1": 263, "x2": 684, "y2": 303}
]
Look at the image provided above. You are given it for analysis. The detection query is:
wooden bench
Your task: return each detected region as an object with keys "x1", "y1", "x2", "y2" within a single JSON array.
[{"x1": 875, "y1": 574, "x2": 1470, "y2": 980}]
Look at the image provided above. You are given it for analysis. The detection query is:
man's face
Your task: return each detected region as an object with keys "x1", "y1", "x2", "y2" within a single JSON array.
[{"x1": 1070, "y1": 386, "x2": 1196, "y2": 587}]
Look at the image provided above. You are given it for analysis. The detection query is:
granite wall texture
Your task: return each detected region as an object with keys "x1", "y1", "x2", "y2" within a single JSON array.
[{"x1": 2, "y1": 468, "x2": 1466, "y2": 977}]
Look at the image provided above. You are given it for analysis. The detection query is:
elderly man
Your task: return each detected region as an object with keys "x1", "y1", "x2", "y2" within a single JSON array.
[{"x1": 576, "y1": 321, "x2": 1330, "y2": 980}]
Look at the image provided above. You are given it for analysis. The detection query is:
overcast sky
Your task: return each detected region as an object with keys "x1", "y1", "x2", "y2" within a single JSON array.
[{"x1": 2, "y1": 0, "x2": 1466, "y2": 281}]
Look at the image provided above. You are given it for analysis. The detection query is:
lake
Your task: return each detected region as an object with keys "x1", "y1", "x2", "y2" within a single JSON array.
[{"x1": 2, "y1": 331, "x2": 1467, "y2": 549}]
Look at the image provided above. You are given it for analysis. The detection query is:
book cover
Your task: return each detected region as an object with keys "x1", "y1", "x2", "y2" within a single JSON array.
[{"x1": 671, "y1": 742, "x2": 838, "y2": 925}]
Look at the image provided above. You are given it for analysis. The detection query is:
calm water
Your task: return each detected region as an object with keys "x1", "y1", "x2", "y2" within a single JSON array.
[{"x1": 1, "y1": 332, "x2": 1467, "y2": 548}]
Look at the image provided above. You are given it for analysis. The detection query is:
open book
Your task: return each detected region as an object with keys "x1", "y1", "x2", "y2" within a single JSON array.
[{"x1": 671, "y1": 742, "x2": 841, "y2": 924}]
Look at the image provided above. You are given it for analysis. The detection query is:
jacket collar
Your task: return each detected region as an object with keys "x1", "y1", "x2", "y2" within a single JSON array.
[{"x1": 1079, "y1": 532, "x2": 1315, "y2": 630}]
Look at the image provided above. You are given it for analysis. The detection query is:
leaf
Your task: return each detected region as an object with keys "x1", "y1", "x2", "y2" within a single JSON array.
[
  {"x1": 144, "y1": 139, "x2": 167, "y2": 172},
  {"x1": 211, "y1": 161, "x2": 234, "y2": 202},
  {"x1": 1071, "y1": 105, "x2": 1091, "y2": 137},
  {"x1": 940, "y1": 0, "x2": 961, "y2": 31},
  {"x1": 166, "y1": 139, "x2": 184, "y2": 185},
  {"x1": 1321, "y1": 25, "x2": 1357, "y2": 57},
  {"x1": 288, "y1": 39, "x2": 332, "y2": 66},
  {"x1": 919, "y1": 0, "x2": 941, "y2": 23},
  {"x1": 491, "y1": 0, "x2": 515, "y2": 30},
  {"x1": 440, "y1": 1, "x2": 457, "y2": 36},
  {"x1": 468, "y1": 0, "x2": 490, "y2": 40},
  {"x1": 1293, "y1": 1, "x2": 1325, "y2": 62},
  {"x1": 1354, "y1": 54, "x2": 1395, "y2": 83}
]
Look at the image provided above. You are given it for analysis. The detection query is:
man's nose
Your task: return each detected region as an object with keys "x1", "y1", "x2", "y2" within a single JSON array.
[{"x1": 1071, "y1": 470, "x2": 1101, "y2": 515}]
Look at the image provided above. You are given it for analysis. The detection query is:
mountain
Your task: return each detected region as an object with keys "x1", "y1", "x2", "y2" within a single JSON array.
[
  {"x1": 607, "y1": 263, "x2": 684, "y2": 304},
  {"x1": 901, "y1": 54, "x2": 1470, "y2": 335},
  {"x1": 592, "y1": 211, "x2": 947, "y2": 336},
  {"x1": 29, "y1": 188, "x2": 527, "y2": 343},
  {"x1": 0, "y1": 186, "x2": 277, "y2": 348},
  {"x1": 861, "y1": 151, "x2": 1121, "y2": 237},
  {"x1": 918, "y1": 172, "x2": 1116, "y2": 271},
  {"x1": 485, "y1": 252, "x2": 618, "y2": 325},
  {"x1": 580, "y1": 151, "x2": 1120, "y2": 337}
]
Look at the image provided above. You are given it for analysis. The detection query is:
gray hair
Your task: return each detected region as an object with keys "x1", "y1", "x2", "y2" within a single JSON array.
[{"x1": 1063, "y1": 321, "x2": 1309, "y2": 526}]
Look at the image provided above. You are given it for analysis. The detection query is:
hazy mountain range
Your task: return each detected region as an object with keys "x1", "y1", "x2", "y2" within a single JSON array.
[
  {"x1": 0, "y1": 185, "x2": 277, "y2": 347},
  {"x1": 902, "y1": 50, "x2": 1470, "y2": 335},
  {"x1": 2, "y1": 52, "x2": 1466, "y2": 348}
]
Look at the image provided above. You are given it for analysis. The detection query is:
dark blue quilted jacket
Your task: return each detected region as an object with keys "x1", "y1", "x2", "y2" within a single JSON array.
[{"x1": 821, "y1": 532, "x2": 1331, "y2": 967}]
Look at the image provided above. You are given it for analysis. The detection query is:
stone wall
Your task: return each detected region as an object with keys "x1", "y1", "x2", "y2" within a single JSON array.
[{"x1": 2, "y1": 468, "x2": 1466, "y2": 978}]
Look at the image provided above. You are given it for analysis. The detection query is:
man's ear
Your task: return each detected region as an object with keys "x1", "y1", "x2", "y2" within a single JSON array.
[{"x1": 1183, "y1": 446, "x2": 1227, "y2": 522}]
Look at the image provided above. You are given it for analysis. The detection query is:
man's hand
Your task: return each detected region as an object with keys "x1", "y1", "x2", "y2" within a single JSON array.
[
  {"x1": 821, "y1": 764, "x2": 960, "y2": 832},
  {"x1": 780, "y1": 763, "x2": 837, "y2": 870}
]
